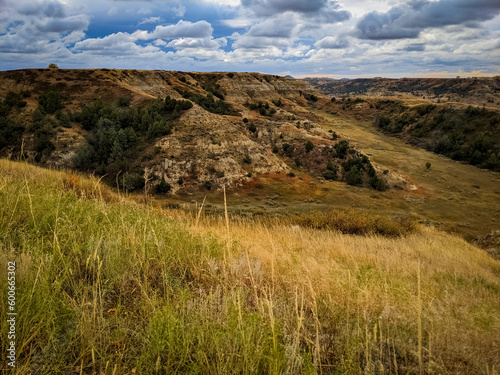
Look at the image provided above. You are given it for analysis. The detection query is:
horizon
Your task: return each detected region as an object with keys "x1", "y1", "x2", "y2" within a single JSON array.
[
  {"x1": 0, "y1": 0, "x2": 499, "y2": 77},
  {"x1": 1, "y1": 67, "x2": 498, "y2": 80}
]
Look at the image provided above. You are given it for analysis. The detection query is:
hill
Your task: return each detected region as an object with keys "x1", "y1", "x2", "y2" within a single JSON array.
[
  {"x1": 1, "y1": 69, "x2": 500, "y2": 257},
  {"x1": 1, "y1": 159, "x2": 499, "y2": 374},
  {"x1": 0, "y1": 68, "x2": 383, "y2": 194},
  {"x1": 306, "y1": 76, "x2": 500, "y2": 109}
]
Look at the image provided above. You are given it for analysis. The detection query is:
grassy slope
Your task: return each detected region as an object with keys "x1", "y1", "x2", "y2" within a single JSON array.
[
  {"x1": 312, "y1": 105, "x2": 500, "y2": 243},
  {"x1": 165, "y1": 100, "x2": 500, "y2": 254},
  {"x1": 1, "y1": 159, "x2": 499, "y2": 374}
]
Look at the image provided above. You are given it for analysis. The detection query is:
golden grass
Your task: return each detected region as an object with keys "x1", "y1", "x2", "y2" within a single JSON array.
[
  {"x1": 195, "y1": 215, "x2": 500, "y2": 373},
  {"x1": 1, "y1": 159, "x2": 499, "y2": 374}
]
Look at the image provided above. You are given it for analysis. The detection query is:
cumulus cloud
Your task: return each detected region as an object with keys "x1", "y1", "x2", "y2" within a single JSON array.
[
  {"x1": 137, "y1": 20, "x2": 213, "y2": 40},
  {"x1": 232, "y1": 14, "x2": 297, "y2": 49},
  {"x1": 73, "y1": 32, "x2": 160, "y2": 55},
  {"x1": 0, "y1": 0, "x2": 90, "y2": 54},
  {"x1": 356, "y1": 0, "x2": 500, "y2": 40},
  {"x1": 315, "y1": 36, "x2": 349, "y2": 49},
  {"x1": 166, "y1": 37, "x2": 227, "y2": 49},
  {"x1": 246, "y1": 14, "x2": 296, "y2": 38},
  {"x1": 241, "y1": 0, "x2": 349, "y2": 21},
  {"x1": 242, "y1": 0, "x2": 327, "y2": 15}
]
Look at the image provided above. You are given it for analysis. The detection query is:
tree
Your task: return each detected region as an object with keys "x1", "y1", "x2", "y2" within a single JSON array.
[
  {"x1": 48, "y1": 63, "x2": 59, "y2": 69},
  {"x1": 345, "y1": 166, "x2": 363, "y2": 186},
  {"x1": 305, "y1": 140, "x2": 314, "y2": 152},
  {"x1": 155, "y1": 178, "x2": 171, "y2": 194}
]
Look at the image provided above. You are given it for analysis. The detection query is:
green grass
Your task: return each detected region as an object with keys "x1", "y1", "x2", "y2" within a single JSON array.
[{"x1": 1, "y1": 160, "x2": 500, "y2": 374}]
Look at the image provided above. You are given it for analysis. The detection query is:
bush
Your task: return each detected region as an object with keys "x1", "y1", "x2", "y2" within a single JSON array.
[
  {"x1": 334, "y1": 140, "x2": 349, "y2": 158},
  {"x1": 305, "y1": 140, "x2": 314, "y2": 152},
  {"x1": 39, "y1": 88, "x2": 64, "y2": 114},
  {"x1": 425, "y1": 162, "x2": 431, "y2": 169},
  {"x1": 248, "y1": 123, "x2": 257, "y2": 133},
  {"x1": 282, "y1": 143, "x2": 294, "y2": 157},
  {"x1": 369, "y1": 175, "x2": 388, "y2": 191},
  {"x1": 155, "y1": 179, "x2": 171, "y2": 194},
  {"x1": 345, "y1": 166, "x2": 363, "y2": 186},
  {"x1": 243, "y1": 155, "x2": 252, "y2": 164},
  {"x1": 118, "y1": 96, "x2": 131, "y2": 107},
  {"x1": 323, "y1": 169, "x2": 337, "y2": 180},
  {"x1": 122, "y1": 173, "x2": 145, "y2": 191}
]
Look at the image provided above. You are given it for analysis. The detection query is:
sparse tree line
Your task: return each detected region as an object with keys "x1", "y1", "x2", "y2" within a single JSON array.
[{"x1": 0, "y1": 87, "x2": 193, "y2": 190}]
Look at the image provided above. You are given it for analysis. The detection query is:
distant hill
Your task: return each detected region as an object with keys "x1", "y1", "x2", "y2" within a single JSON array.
[{"x1": 306, "y1": 76, "x2": 500, "y2": 109}]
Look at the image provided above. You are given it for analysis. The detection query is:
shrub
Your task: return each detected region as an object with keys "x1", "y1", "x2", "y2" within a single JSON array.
[
  {"x1": 282, "y1": 143, "x2": 294, "y2": 156},
  {"x1": 118, "y1": 96, "x2": 131, "y2": 107},
  {"x1": 122, "y1": 173, "x2": 145, "y2": 191},
  {"x1": 345, "y1": 165, "x2": 363, "y2": 186},
  {"x1": 39, "y1": 88, "x2": 64, "y2": 114},
  {"x1": 305, "y1": 140, "x2": 314, "y2": 152},
  {"x1": 323, "y1": 170, "x2": 337, "y2": 180},
  {"x1": 369, "y1": 175, "x2": 388, "y2": 191},
  {"x1": 243, "y1": 155, "x2": 252, "y2": 164},
  {"x1": 334, "y1": 140, "x2": 349, "y2": 158},
  {"x1": 204, "y1": 181, "x2": 213, "y2": 190},
  {"x1": 155, "y1": 179, "x2": 171, "y2": 194},
  {"x1": 425, "y1": 162, "x2": 431, "y2": 169},
  {"x1": 248, "y1": 123, "x2": 257, "y2": 133}
]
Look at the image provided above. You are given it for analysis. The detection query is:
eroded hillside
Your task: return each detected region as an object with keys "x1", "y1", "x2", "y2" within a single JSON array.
[{"x1": 0, "y1": 68, "x2": 387, "y2": 194}]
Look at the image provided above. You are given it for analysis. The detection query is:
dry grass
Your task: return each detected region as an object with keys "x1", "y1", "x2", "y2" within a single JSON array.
[{"x1": 1, "y1": 159, "x2": 499, "y2": 374}]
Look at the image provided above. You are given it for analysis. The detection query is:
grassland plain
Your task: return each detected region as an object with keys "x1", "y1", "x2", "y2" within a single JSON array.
[{"x1": 1, "y1": 159, "x2": 499, "y2": 374}]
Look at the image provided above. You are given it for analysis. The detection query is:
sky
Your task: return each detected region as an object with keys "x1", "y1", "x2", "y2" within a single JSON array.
[{"x1": 0, "y1": 0, "x2": 499, "y2": 77}]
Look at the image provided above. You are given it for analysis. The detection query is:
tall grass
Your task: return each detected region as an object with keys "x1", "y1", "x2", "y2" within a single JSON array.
[{"x1": 1, "y1": 160, "x2": 499, "y2": 374}]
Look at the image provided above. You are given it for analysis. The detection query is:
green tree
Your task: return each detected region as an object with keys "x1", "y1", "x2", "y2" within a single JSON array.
[{"x1": 305, "y1": 140, "x2": 314, "y2": 152}]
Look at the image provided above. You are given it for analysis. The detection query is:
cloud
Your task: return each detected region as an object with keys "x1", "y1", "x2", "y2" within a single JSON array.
[
  {"x1": 17, "y1": 1, "x2": 67, "y2": 18},
  {"x1": 166, "y1": 37, "x2": 227, "y2": 49},
  {"x1": 35, "y1": 15, "x2": 90, "y2": 33},
  {"x1": 246, "y1": 14, "x2": 296, "y2": 38},
  {"x1": 73, "y1": 32, "x2": 160, "y2": 55},
  {"x1": 138, "y1": 16, "x2": 163, "y2": 25},
  {"x1": 241, "y1": 0, "x2": 349, "y2": 21},
  {"x1": 356, "y1": 0, "x2": 500, "y2": 40},
  {"x1": 0, "y1": 0, "x2": 90, "y2": 54},
  {"x1": 402, "y1": 43, "x2": 425, "y2": 52},
  {"x1": 242, "y1": 0, "x2": 327, "y2": 15},
  {"x1": 143, "y1": 20, "x2": 213, "y2": 40},
  {"x1": 315, "y1": 36, "x2": 349, "y2": 49},
  {"x1": 232, "y1": 14, "x2": 297, "y2": 49},
  {"x1": 172, "y1": 5, "x2": 186, "y2": 18}
]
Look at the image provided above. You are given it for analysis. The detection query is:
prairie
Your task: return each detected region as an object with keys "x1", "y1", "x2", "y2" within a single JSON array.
[{"x1": 1, "y1": 159, "x2": 499, "y2": 374}]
